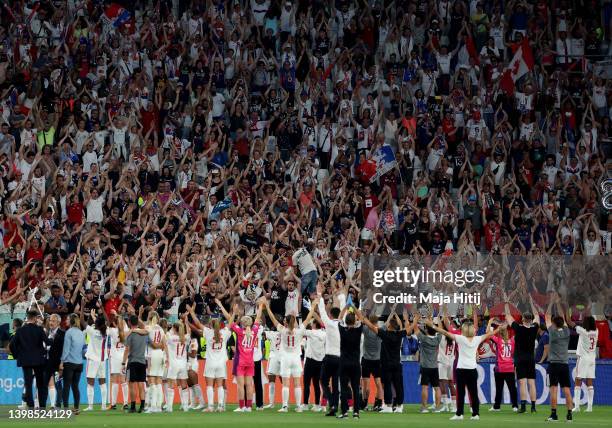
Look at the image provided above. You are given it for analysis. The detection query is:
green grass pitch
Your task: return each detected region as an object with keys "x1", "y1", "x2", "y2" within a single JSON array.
[{"x1": 1, "y1": 405, "x2": 611, "y2": 427}]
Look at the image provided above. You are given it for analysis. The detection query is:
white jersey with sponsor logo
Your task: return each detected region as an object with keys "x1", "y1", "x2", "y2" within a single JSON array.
[
  {"x1": 203, "y1": 326, "x2": 231, "y2": 363},
  {"x1": 575, "y1": 326, "x2": 598, "y2": 361},
  {"x1": 437, "y1": 335, "x2": 456, "y2": 366},
  {"x1": 266, "y1": 330, "x2": 282, "y2": 356},
  {"x1": 108, "y1": 325, "x2": 129, "y2": 358},
  {"x1": 166, "y1": 332, "x2": 188, "y2": 363},
  {"x1": 278, "y1": 325, "x2": 306, "y2": 355},
  {"x1": 85, "y1": 325, "x2": 110, "y2": 362},
  {"x1": 147, "y1": 324, "x2": 166, "y2": 354}
]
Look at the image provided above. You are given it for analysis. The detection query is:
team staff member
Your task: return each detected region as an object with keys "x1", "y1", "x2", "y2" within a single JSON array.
[
  {"x1": 60, "y1": 314, "x2": 85, "y2": 412},
  {"x1": 45, "y1": 314, "x2": 65, "y2": 409},
  {"x1": 544, "y1": 299, "x2": 573, "y2": 423},
  {"x1": 360, "y1": 313, "x2": 383, "y2": 411},
  {"x1": 338, "y1": 304, "x2": 363, "y2": 419},
  {"x1": 505, "y1": 298, "x2": 540, "y2": 413},
  {"x1": 428, "y1": 318, "x2": 499, "y2": 421},
  {"x1": 413, "y1": 314, "x2": 442, "y2": 413},
  {"x1": 122, "y1": 315, "x2": 149, "y2": 413},
  {"x1": 317, "y1": 285, "x2": 346, "y2": 416},
  {"x1": 360, "y1": 308, "x2": 412, "y2": 413},
  {"x1": 9, "y1": 310, "x2": 50, "y2": 409}
]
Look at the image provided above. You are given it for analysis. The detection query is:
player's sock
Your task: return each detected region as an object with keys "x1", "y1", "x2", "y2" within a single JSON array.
[
  {"x1": 100, "y1": 383, "x2": 107, "y2": 408},
  {"x1": 239, "y1": 399, "x2": 245, "y2": 408},
  {"x1": 163, "y1": 384, "x2": 169, "y2": 406},
  {"x1": 282, "y1": 387, "x2": 289, "y2": 407},
  {"x1": 144, "y1": 385, "x2": 151, "y2": 407},
  {"x1": 269, "y1": 383, "x2": 275, "y2": 406},
  {"x1": 573, "y1": 387, "x2": 581, "y2": 409},
  {"x1": 49, "y1": 386, "x2": 56, "y2": 407},
  {"x1": 531, "y1": 400, "x2": 536, "y2": 410},
  {"x1": 246, "y1": 399, "x2": 253, "y2": 408},
  {"x1": 587, "y1": 386, "x2": 594, "y2": 411},
  {"x1": 87, "y1": 384, "x2": 94, "y2": 407},
  {"x1": 193, "y1": 385, "x2": 204, "y2": 406},
  {"x1": 218, "y1": 387, "x2": 225, "y2": 408},
  {"x1": 294, "y1": 387, "x2": 302, "y2": 408},
  {"x1": 154, "y1": 384, "x2": 162, "y2": 410},
  {"x1": 111, "y1": 384, "x2": 118, "y2": 406},
  {"x1": 167, "y1": 388, "x2": 175, "y2": 411},
  {"x1": 520, "y1": 399, "x2": 526, "y2": 411},
  {"x1": 122, "y1": 383, "x2": 129, "y2": 405},
  {"x1": 180, "y1": 388, "x2": 189, "y2": 409},
  {"x1": 207, "y1": 386, "x2": 214, "y2": 407}
]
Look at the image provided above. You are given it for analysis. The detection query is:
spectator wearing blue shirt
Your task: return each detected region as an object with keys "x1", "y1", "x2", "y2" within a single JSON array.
[{"x1": 44, "y1": 285, "x2": 68, "y2": 315}]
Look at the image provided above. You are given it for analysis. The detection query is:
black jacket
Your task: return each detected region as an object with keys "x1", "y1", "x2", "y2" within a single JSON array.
[
  {"x1": 46, "y1": 328, "x2": 66, "y2": 370},
  {"x1": 9, "y1": 323, "x2": 50, "y2": 367}
]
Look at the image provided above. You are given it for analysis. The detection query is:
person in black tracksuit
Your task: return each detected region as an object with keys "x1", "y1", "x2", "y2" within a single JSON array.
[
  {"x1": 359, "y1": 310, "x2": 412, "y2": 412},
  {"x1": 337, "y1": 307, "x2": 363, "y2": 419}
]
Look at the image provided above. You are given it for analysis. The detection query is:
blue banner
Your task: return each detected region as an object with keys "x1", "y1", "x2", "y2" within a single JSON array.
[{"x1": 401, "y1": 359, "x2": 612, "y2": 405}]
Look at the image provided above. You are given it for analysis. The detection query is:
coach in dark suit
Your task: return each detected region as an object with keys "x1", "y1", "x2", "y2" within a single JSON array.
[
  {"x1": 45, "y1": 314, "x2": 65, "y2": 407},
  {"x1": 9, "y1": 310, "x2": 51, "y2": 408}
]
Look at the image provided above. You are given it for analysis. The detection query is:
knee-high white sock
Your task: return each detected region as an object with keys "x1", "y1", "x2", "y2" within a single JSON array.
[
  {"x1": 150, "y1": 384, "x2": 158, "y2": 410},
  {"x1": 269, "y1": 383, "x2": 275, "y2": 405},
  {"x1": 87, "y1": 384, "x2": 94, "y2": 406},
  {"x1": 573, "y1": 387, "x2": 581, "y2": 408},
  {"x1": 282, "y1": 386, "x2": 289, "y2": 407},
  {"x1": 587, "y1": 386, "x2": 594, "y2": 411},
  {"x1": 294, "y1": 387, "x2": 302, "y2": 407},
  {"x1": 163, "y1": 384, "x2": 169, "y2": 406},
  {"x1": 121, "y1": 383, "x2": 128, "y2": 405},
  {"x1": 207, "y1": 386, "x2": 214, "y2": 407},
  {"x1": 180, "y1": 388, "x2": 189, "y2": 409},
  {"x1": 193, "y1": 385, "x2": 204, "y2": 406},
  {"x1": 111, "y1": 384, "x2": 119, "y2": 406},
  {"x1": 100, "y1": 384, "x2": 107, "y2": 408},
  {"x1": 167, "y1": 388, "x2": 175, "y2": 411},
  {"x1": 49, "y1": 386, "x2": 56, "y2": 407},
  {"x1": 217, "y1": 387, "x2": 225, "y2": 407},
  {"x1": 144, "y1": 384, "x2": 150, "y2": 406}
]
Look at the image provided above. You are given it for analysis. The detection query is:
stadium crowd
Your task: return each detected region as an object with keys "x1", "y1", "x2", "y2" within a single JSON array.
[{"x1": 0, "y1": 0, "x2": 611, "y2": 422}]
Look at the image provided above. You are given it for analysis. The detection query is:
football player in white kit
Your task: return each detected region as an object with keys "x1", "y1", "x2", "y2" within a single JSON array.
[
  {"x1": 569, "y1": 315, "x2": 599, "y2": 412},
  {"x1": 145, "y1": 312, "x2": 166, "y2": 412},
  {"x1": 265, "y1": 301, "x2": 316, "y2": 412},
  {"x1": 165, "y1": 321, "x2": 190, "y2": 412},
  {"x1": 186, "y1": 327, "x2": 205, "y2": 410},
  {"x1": 84, "y1": 310, "x2": 110, "y2": 411},
  {"x1": 263, "y1": 326, "x2": 282, "y2": 409},
  {"x1": 187, "y1": 305, "x2": 231, "y2": 412},
  {"x1": 108, "y1": 313, "x2": 129, "y2": 409},
  {"x1": 437, "y1": 323, "x2": 457, "y2": 413}
]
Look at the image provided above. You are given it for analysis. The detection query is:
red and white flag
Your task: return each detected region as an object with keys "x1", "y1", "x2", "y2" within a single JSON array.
[{"x1": 500, "y1": 38, "x2": 535, "y2": 95}]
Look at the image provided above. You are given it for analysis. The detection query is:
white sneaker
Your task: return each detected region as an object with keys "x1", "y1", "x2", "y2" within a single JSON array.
[
  {"x1": 428, "y1": 404, "x2": 436, "y2": 410},
  {"x1": 585, "y1": 408, "x2": 592, "y2": 413},
  {"x1": 420, "y1": 408, "x2": 430, "y2": 413},
  {"x1": 433, "y1": 407, "x2": 444, "y2": 413},
  {"x1": 192, "y1": 404, "x2": 204, "y2": 410},
  {"x1": 513, "y1": 407, "x2": 519, "y2": 412},
  {"x1": 182, "y1": 406, "x2": 189, "y2": 412},
  {"x1": 84, "y1": 406, "x2": 94, "y2": 412},
  {"x1": 489, "y1": 407, "x2": 501, "y2": 412},
  {"x1": 278, "y1": 406, "x2": 288, "y2": 413},
  {"x1": 202, "y1": 406, "x2": 215, "y2": 413},
  {"x1": 470, "y1": 415, "x2": 480, "y2": 420},
  {"x1": 162, "y1": 404, "x2": 168, "y2": 411},
  {"x1": 379, "y1": 405, "x2": 393, "y2": 413},
  {"x1": 233, "y1": 407, "x2": 244, "y2": 413},
  {"x1": 144, "y1": 409, "x2": 154, "y2": 414},
  {"x1": 572, "y1": 407, "x2": 580, "y2": 413},
  {"x1": 312, "y1": 405, "x2": 323, "y2": 412},
  {"x1": 263, "y1": 404, "x2": 274, "y2": 409},
  {"x1": 450, "y1": 415, "x2": 464, "y2": 420},
  {"x1": 393, "y1": 405, "x2": 403, "y2": 413},
  {"x1": 295, "y1": 405, "x2": 304, "y2": 413},
  {"x1": 243, "y1": 407, "x2": 252, "y2": 412},
  {"x1": 100, "y1": 406, "x2": 107, "y2": 411},
  {"x1": 256, "y1": 407, "x2": 264, "y2": 411}
]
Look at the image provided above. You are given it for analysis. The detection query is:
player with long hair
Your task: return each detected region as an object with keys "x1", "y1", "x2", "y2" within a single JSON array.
[
  {"x1": 83, "y1": 309, "x2": 110, "y2": 411},
  {"x1": 108, "y1": 312, "x2": 129, "y2": 410},
  {"x1": 164, "y1": 320, "x2": 190, "y2": 412},
  {"x1": 489, "y1": 322, "x2": 518, "y2": 411},
  {"x1": 145, "y1": 312, "x2": 167, "y2": 412},
  {"x1": 569, "y1": 315, "x2": 598, "y2": 413}
]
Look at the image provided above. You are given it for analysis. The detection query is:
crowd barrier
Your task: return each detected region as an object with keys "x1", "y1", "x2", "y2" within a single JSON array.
[{"x1": 0, "y1": 359, "x2": 610, "y2": 405}]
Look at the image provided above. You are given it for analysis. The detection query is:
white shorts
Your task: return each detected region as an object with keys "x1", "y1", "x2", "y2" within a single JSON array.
[
  {"x1": 438, "y1": 363, "x2": 453, "y2": 381},
  {"x1": 267, "y1": 354, "x2": 281, "y2": 376},
  {"x1": 188, "y1": 358, "x2": 198, "y2": 373},
  {"x1": 575, "y1": 357, "x2": 596, "y2": 379},
  {"x1": 167, "y1": 360, "x2": 188, "y2": 380},
  {"x1": 86, "y1": 359, "x2": 106, "y2": 379},
  {"x1": 110, "y1": 355, "x2": 124, "y2": 375},
  {"x1": 280, "y1": 354, "x2": 302, "y2": 378},
  {"x1": 148, "y1": 349, "x2": 165, "y2": 377},
  {"x1": 204, "y1": 359, "x2": 227, "y2": 379}
]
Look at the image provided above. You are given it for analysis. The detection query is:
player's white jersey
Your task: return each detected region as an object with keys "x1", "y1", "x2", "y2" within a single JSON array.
[
  {"x1": 285, "y1": 289, "x2": 300, "y2": 315},
  {"x1": 278, "y1": 325, "x2": 305, "y2": 355},
  {"x1": 85, "y1": 325, "x2": 110, "y2": 362},
  {"x1": 108, "y1": 325, "x2": 128, "y2": 353},
  {"x1": 188, "y1": 338, "x2": 199, "y2": 371},
  {"x1": 437, "y1": 335, "x2": 456, "y2": 365},
  {"x1": 166, "y1": 332, "x2": 188, "y2": 362},
  {"x1": 575, "y1": 326, "x2": 599, "y2": 360},
  {"x1": 266, "y1": 330, "x2": 282, "y2": 356},
  {"x1": 147, "y1": 324, "x2": 166, "y2": 354},
  {"x1": 203, "y1": 326, "x2": 231, "y2": 362}
]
